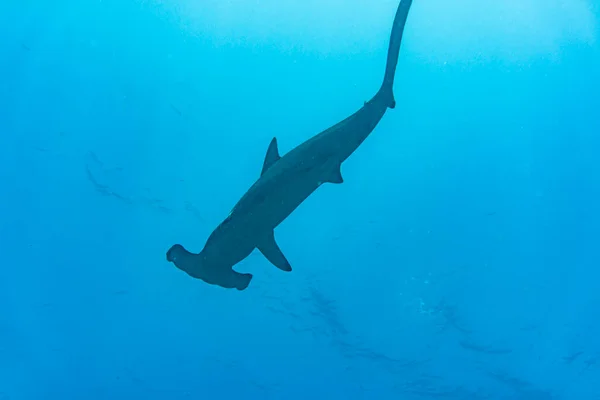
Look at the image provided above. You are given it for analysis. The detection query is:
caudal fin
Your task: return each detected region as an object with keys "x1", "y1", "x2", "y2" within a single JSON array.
[{"x1": 379, "y1": 0, "x2": 414, "y2": 109}]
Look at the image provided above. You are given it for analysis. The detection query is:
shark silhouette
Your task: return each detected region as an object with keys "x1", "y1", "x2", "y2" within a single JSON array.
[{"x1": 167, "y1": 0, "x2": 415, "y2": 290}]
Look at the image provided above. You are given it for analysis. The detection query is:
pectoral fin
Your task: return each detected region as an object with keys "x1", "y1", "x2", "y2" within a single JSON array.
[{"x1": 257, "y1": 231, "x2": 292, "y2": 272}]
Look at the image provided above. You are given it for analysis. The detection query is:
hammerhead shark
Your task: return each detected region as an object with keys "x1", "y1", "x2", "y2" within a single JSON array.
[{"x1": 167, "y1": 0, "x2": 415, "y2": 290}]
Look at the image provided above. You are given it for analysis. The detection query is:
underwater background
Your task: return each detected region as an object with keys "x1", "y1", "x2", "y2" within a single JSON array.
[{"x1": 1, "y1": 0, "x2": 599, "y2": 398}]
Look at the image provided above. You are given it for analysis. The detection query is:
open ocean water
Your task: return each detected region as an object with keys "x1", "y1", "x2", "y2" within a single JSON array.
[{"x1": 1, "y1": 0, "x2": 599, "y2": 399}]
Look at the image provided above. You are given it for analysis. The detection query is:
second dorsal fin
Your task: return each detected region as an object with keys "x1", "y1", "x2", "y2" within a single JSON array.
[{"x1": 261, "y1": 137, "x2": 281, "y2": 176}]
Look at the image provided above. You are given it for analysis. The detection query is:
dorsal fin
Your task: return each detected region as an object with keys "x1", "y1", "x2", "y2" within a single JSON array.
[{"x1": 261, "y1": 137, "x2": 281, "y2": 176}]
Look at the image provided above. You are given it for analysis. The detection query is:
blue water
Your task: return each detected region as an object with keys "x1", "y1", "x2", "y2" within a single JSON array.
[{"x1": 1, "y1": 0, "x2": 599, "y2": 398}]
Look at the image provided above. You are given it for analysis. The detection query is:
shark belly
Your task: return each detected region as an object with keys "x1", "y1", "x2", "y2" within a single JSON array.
[
  {"x1": 234, "y1": 162, "x2": 325, "y2": 234},
  {"x1": 257, "y1": 169, "x2": 323, "y2": 229},
  {"x1": 202, "y1": 103, "x2": 387, "y2": 269}
]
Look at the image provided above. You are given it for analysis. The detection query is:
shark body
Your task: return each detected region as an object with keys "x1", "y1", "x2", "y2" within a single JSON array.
[{"x1": 167, "y1": 0, "x2": 415, "y2": 290}]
